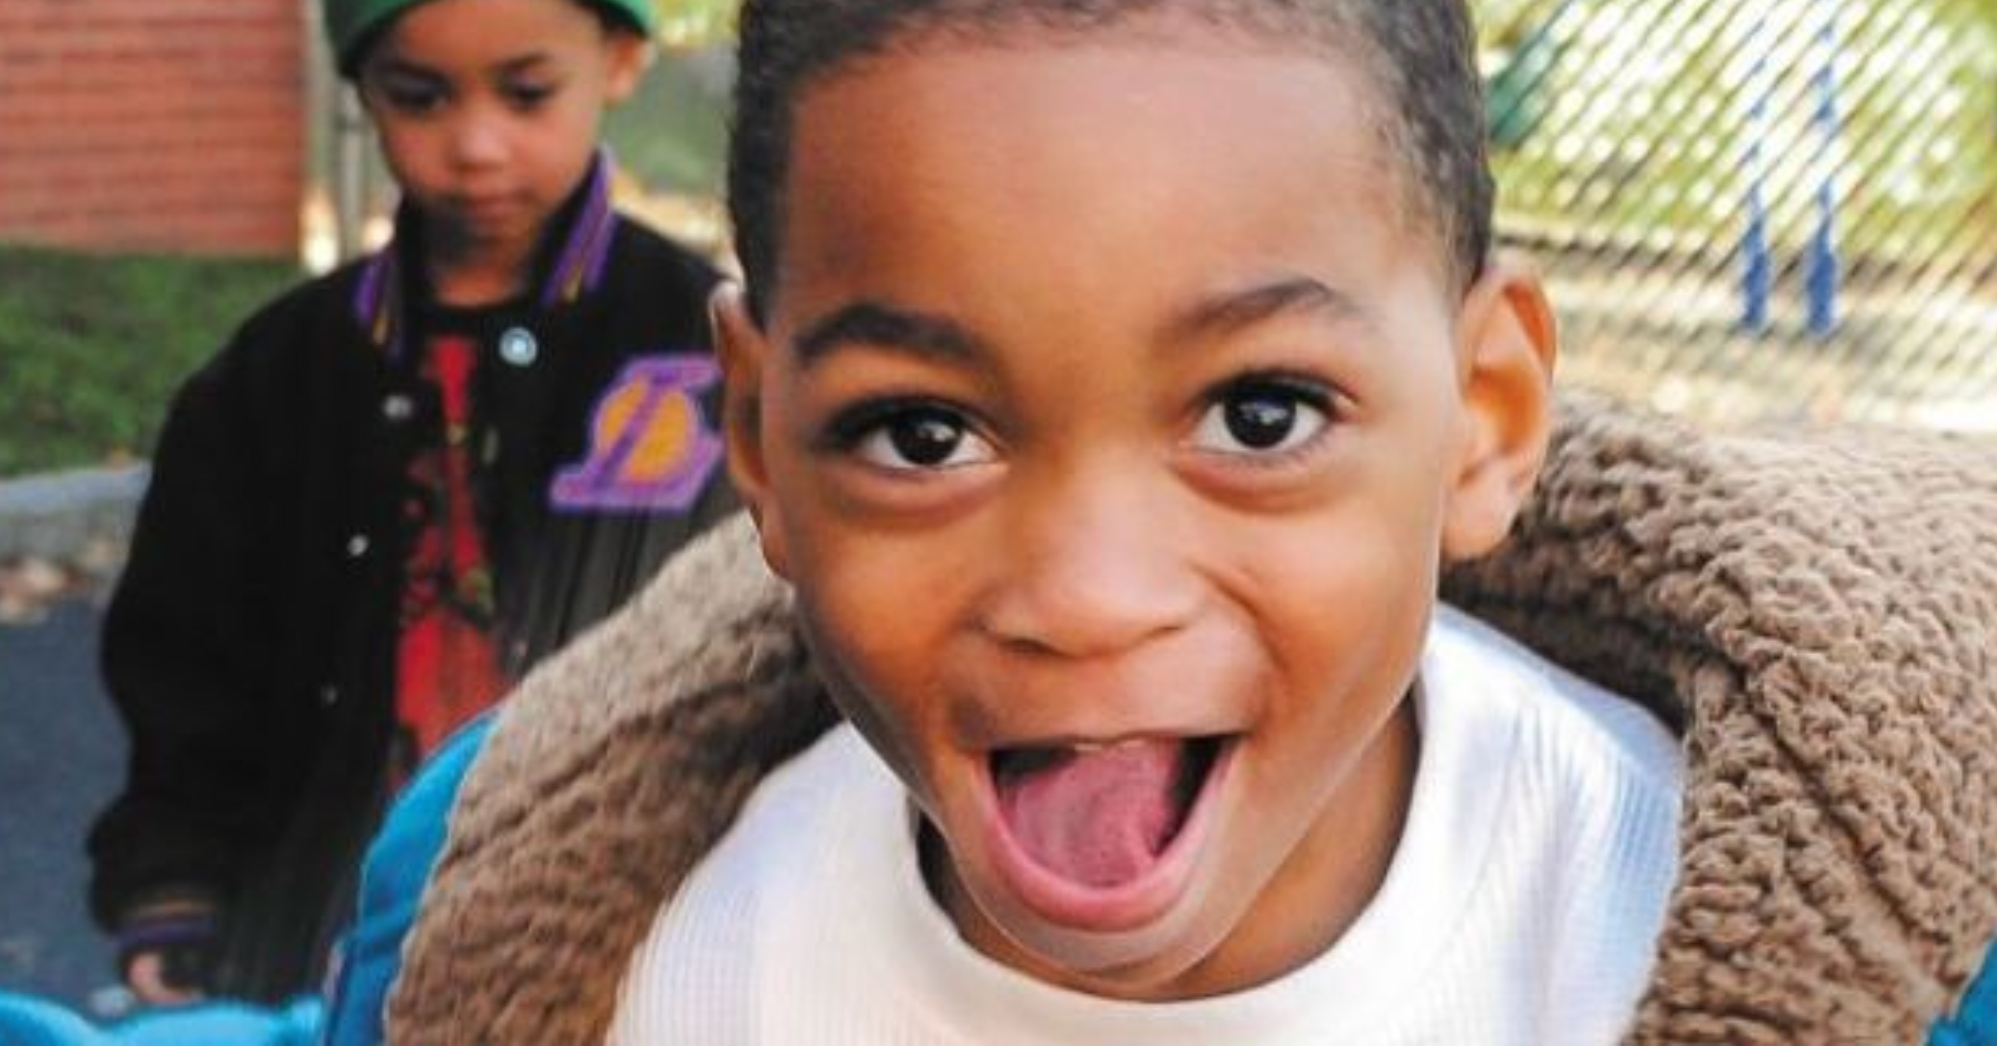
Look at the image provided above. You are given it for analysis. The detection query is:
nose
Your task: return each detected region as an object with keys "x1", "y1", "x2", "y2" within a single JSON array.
[
  {"x1": 449, "y1": 104, "x2": 507, "y2": 169},
  {"x1": 980, "y1": 463, "x2": 1203, "y2": 660}
]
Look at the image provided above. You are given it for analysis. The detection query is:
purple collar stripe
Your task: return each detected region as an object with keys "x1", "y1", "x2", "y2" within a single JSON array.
[
  {"x1": 353, "y1": 249, "x2": 405, "y2": 359},
  {"x1": 582, "y1": 205, "x2": 617, "y2": 293},
  {"x1": 353, "y1": 250, "x2": 390, "y2": 329},
  {"x1": 542, "y1": 157, "x2": 617, "y2": 309},
  {"x1": 376, "y1": 254, "x2": 404, "y2": 359}
]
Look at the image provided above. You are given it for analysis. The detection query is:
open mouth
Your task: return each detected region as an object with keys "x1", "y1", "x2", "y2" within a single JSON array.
[{"x1": 990, "y1": 735, "x2": 1227, "y2": 891}]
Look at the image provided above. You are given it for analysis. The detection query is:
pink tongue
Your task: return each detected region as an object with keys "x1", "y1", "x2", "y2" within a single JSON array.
[{"x1": 998, "y1": 740, "x2": 1187, "y2": 889}]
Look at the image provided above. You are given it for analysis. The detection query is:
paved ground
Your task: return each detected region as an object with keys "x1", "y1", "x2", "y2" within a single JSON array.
[{"x1": 0, "y1": 597, "x2": 128, "y2": 1013}]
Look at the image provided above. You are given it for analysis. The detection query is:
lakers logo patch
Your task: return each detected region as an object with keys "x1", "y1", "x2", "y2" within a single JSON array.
[{"x1": 551, "y1": 355, "x2": 723, "y2": 513}]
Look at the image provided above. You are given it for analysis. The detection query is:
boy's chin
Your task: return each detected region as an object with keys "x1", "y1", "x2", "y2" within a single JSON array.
[{"x1": 962, "y1": 873, "x2": 1241, "y2": 1000}]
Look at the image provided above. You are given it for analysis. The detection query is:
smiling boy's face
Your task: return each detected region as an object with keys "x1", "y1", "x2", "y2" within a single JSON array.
[{"x1": 717, "y1": 29, "x2": 1557, "y2": 1000}]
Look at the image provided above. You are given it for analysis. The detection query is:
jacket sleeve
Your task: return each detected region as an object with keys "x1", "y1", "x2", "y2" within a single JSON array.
[{"x1": 86, "y1": 337, "x2": 295, "y2": 930}]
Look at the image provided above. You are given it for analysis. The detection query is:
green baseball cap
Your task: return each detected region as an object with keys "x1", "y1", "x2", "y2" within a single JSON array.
[{"x1": 326, "y1": 0, "x2": 658, "y2": 74}]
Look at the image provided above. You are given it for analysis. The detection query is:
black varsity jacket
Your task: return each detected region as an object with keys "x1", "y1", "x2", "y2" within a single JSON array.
[{"x1": 86, "y1": 159, "x2": 734, "y2": 998}]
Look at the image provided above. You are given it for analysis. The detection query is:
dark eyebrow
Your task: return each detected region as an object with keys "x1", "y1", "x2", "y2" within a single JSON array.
[
  {"x1": 791, "y1": 301, "x2": 989, "y2": 369},
  {"x1": 1164, "y1": 276, "x2": 1365, "y2": 344}
]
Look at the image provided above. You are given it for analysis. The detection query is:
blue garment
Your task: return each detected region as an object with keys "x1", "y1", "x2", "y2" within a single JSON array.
[
  {"x1": 318, "y1": 716, "x2": 492, "y2": 1046},
  {"x1": 1934, "y1": 943, "x2": 1997, "y2": 1046},
  {"x1": 0, "y1": 994, "x2": 320, "y2": 1046},
  {"x1": 0, "y1": 995, "x2": 97, "y2": 1046},
  {"x1": 0, "y1": 717, "x2": 494, "y2": 1046}
]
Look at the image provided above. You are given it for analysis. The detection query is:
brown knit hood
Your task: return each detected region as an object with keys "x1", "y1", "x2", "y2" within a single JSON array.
[{"x1": 387, "y1": 394, "x2": 1997, "y2": 1044}]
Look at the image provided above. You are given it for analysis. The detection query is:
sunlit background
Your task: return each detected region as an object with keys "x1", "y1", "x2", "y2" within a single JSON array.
[{"x1": 1482, "y1": 0, "x2": 1997, "y2": 429}]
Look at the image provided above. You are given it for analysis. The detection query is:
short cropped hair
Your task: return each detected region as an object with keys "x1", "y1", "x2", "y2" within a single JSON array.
[{"x1": 726, "y1": 0, "x2": 1494, "y2": 323}]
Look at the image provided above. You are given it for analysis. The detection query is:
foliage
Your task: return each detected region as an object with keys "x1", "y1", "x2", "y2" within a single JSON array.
[
  {"x1": 0, "y1": 246, "x2": 298, "y2": 477},
  {"x1": 655, "y1": 0, "x2": 741, "y2": 46},
  {"x1": 605, "y1": 47, "x2": 733, "y2": 196}
]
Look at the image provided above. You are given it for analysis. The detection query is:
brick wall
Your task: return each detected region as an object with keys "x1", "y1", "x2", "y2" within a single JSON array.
[{"x1": 0, "y1": 0, "x2": 304, "y2": 257}]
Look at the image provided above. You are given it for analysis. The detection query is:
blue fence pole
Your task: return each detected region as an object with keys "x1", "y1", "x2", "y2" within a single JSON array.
[
  {"x1": 1742, "y1": 8, "x2": 1773, "y2": 335},
  {"x1": 1805, "y1": 0, "x2": 1841, "y2": 337}
]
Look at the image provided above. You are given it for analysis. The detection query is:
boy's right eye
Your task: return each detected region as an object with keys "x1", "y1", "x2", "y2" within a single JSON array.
[{"x1": 837, "y1": 404, "x2": 996, "y2": 472}]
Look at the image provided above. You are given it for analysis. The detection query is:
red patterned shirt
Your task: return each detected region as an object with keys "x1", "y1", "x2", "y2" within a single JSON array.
[{"x1": 395, "y1": 332, "x2": 512, "y2": 766}]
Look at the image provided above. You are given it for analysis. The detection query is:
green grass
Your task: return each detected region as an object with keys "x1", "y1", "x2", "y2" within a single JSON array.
[{"x1": 0, "y1": 245, "x2": 299, "y2": 477}]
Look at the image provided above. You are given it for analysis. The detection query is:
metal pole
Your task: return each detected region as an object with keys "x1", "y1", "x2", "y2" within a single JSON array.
[
  {"x1": 1741, "y1": 4, "x2": 1774, "y2": 334},
  {"x1": 1806, "y1": 0, "x2": 1841, "y2": 337}
]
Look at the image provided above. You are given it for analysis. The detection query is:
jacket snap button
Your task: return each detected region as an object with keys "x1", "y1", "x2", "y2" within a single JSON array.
[
  {"x1": 382, "y1": 394, "x2": 415, "y2": 422},
  {"x1": 345, "y1": 534, "x2": 370, "y2": 559},
  {"x1": 499, "y1": 327, "x2": 539, "y2": 367},
  {"x1": 318, "y1": 684, "x2": 340, "y2": 708}
]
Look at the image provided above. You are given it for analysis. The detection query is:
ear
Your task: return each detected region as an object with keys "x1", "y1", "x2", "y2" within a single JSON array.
[
  {"x1": 711, "y1": 283, "x2": 791, "y2": 579},
  {"x1": 600, "y1": 31, "x2": 655, "y2": 105},
  {"x1": 1441, "y1": 252, "x2": 1559, "y2": 561}
]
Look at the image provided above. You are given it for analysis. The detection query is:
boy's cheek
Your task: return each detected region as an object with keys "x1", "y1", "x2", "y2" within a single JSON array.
[{"x1": 800, "y1": 607, "x2": 944, "y2": 798}]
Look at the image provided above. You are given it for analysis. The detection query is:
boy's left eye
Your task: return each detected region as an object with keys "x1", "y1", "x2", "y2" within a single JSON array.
[
  {"x1": 502, "y1": 83, "x2": 557, "y2": 108},
  {"x1": 1190, "y1": 379, "x2": 1332, "y2": 456}
]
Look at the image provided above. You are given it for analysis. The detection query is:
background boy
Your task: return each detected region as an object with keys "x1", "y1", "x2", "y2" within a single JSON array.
[{"x1": 88, "y1": 0, "x2": 733, "y2": 1005}]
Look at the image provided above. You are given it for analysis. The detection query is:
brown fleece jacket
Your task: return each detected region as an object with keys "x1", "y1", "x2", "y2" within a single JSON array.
[{"x1": 386, "y1": 394, "x2": 1997, "y2": 1044}]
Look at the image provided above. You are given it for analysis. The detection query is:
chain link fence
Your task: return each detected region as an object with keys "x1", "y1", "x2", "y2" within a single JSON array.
[
  {"x1": 1480, "y1": 0, "x2": 1997, "y2": 430},
  {"x1": 306, "y1": 1, "x2": 1997, "y2": 430}
]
